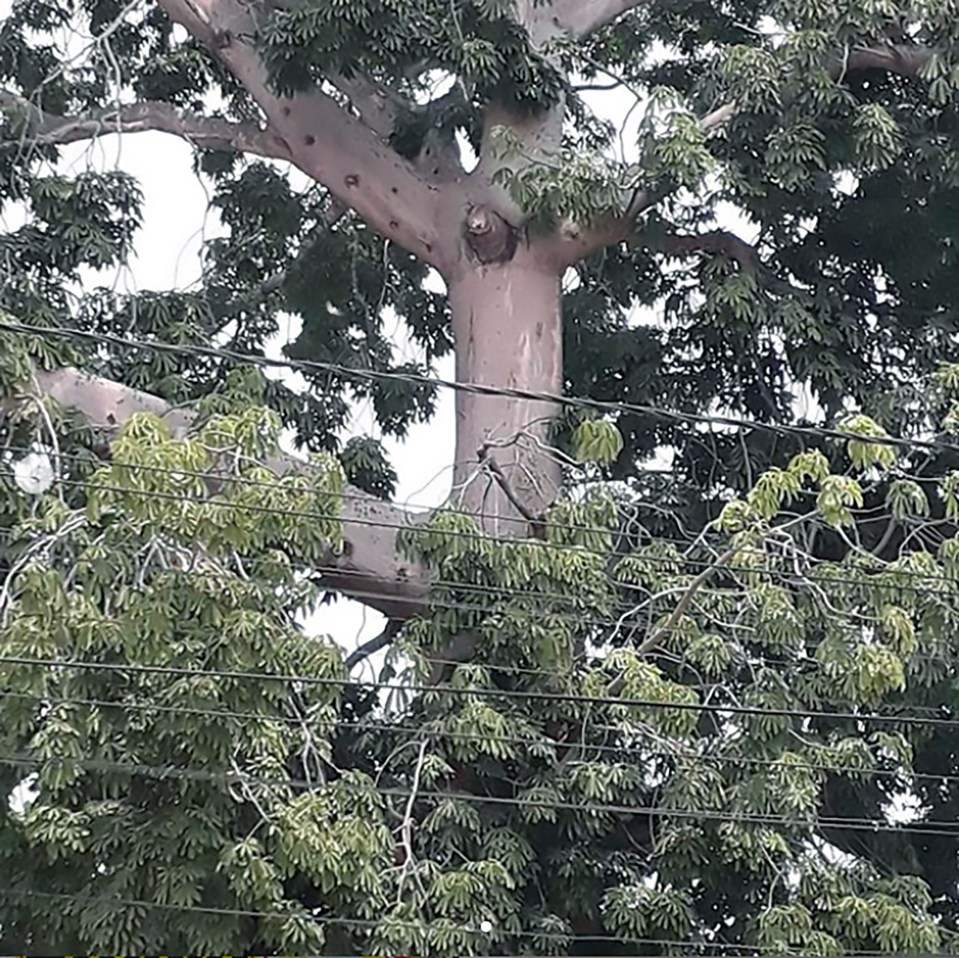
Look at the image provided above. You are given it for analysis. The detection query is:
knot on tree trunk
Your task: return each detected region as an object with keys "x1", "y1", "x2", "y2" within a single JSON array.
[{"x1": 462, "y1": 205, "x2": 518, "y2": 265}]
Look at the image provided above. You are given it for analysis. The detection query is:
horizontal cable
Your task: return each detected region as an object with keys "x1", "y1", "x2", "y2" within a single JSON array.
[
  {"x1": 0, "y1": 687, "x2": 954, "y2": 785},
  {"x1": 5, "y1": 471, "x2": 958, "y2": 602},
  {"x1": 0, "y1": 511, "x2": 955, "y2": 678},
  {"x1": 0, "y1": 886, "x2": 862, "y2": 954},
  {"x1": 4, "y1": 318, "x2": 958, "y2": 455},
  {"x1": 2, "y1": 653, "x2": 957, "y2": 727},
  {"x1": 0, "y1": 749, "x2": 953, "y2": 836}
]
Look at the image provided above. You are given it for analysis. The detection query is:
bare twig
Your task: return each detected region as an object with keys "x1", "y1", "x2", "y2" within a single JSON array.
[
  {"x1": 636, "y1": 546, "x2": 737, "y2": 655},
  {"x1": 606, "y1": 545, "x2": 738, "y2": 696},
  {"x1": 396, "y1": 739, "x2": 429, "y2": 904},
  {"x1": 478, "y1": 442, "x2": 539, "y2": 524}
]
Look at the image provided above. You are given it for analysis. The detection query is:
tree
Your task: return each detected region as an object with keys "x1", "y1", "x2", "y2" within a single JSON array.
[{"x1": 1, "y1": 0, "x2": 959, "y2": 953}]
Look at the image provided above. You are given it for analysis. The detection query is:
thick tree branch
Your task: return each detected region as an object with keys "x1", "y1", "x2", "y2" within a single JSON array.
[
  {"x1": 0, "y1": 92, "x2": 292, "y2": 160},
  {"x1": 844, "y1": 43, "x2": 934, "y2": 77},
  {"x1": 156, "y1": 0, "x2": 445, "y2": 268},
  {"x1": 344, "y1": 619, "x2": 402, "y2": 670},
  {"x1": 651, "y1": 229, "x2": 760, "y2": 272},
  {"x1": 551, "y1": 0, "x2": 649, "y2": 38},
  {"x1": 325, "y1": 72, "x2": 403, "y2": 141},
  {"x1": 29, "y1": 367, "x2": 430, "y2": 620},
  {"x1": 326, "y1": 74, "x2": 465, "y2": 181}
]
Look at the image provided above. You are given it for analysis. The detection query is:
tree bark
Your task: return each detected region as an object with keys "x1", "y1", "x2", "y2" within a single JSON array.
[{"x1": 446, "y1": 242, "x2": 563, "y2": 533}]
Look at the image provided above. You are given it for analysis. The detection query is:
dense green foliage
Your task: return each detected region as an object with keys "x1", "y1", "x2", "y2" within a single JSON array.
[{"x1": 2, "y1": 0, "x2": 959, "y2": 953}]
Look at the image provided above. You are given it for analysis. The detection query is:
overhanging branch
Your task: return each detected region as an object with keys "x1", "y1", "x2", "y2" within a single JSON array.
[
  {"x1": 0, "y1": 92, "x2": 292, "y2": 160},
  {"x1": 844, "y1": 43, "x2": 934, "y2": 77},
  {"x1": 156, "y1": 0, "x2": 446, "y2": 269},
  {"x1": 29, "y1": 367, "x2": 430, "y2": 620},
  {"x1": 651, "y1": 229, "x2": 760, "y2": 272}
]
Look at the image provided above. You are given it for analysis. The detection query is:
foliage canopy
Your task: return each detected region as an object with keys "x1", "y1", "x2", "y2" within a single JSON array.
[{"x1": 1, "y1": 0, "x2": 959, "y2": 953}]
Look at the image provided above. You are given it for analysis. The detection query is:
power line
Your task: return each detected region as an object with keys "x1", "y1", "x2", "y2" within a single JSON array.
[
  {"x1": 1, "y1": 653, "x2": 957, "y2": 728},
  {"x1": 1, "y1": 887, "x2": 899, "y2": 956},
  {"x1": 6, "y1": 467, "x2": 959, "y2": 601},
  {"x1": 4, "y1": 317, "x2": 958, "y2": 455},
  {"x1": 0, "y1": 749, "x2": 953, "y2": 837},
  {"x1": 1, "y1": 686, "x2": 954, "y2": 786}
]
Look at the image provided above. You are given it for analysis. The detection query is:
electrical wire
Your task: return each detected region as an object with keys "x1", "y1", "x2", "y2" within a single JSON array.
[
  {"x1": 4, "y1": 462, "x2": 959, "y2": 604},
  {"x1": 1, "y1": 686, "x2": 955, "y2": 786},
  {"x1": 1, "y1": 653, "x2": 957, "y2": 728},
  {"x1": 0, "y1": 748, "x2": 953, "y2": 836},
  {"x1": 1, "y1": 887, "x2": 903, "y2": 956},
  {"x1": 4, "y1": 317, "x2": 959, "y2": 456},
  {"x1": 6, "y1": 438, "x2": 956, "y2": 571},
  {"x1": 0, "y1": 746, "x2": 946, "y2": 839}
]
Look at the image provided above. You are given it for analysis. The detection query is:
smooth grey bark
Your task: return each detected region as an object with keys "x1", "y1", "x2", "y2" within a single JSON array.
[{"x1": 446, "y1": 248, "x2": 564, "y2": 533}]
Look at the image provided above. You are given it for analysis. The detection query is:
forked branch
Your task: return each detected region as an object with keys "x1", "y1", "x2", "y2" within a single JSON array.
[
  {"x1": 544, "y1": 42, "x2": 938, "y2": 266},
  {"x1": 156, "y1": 0, "x2": 445, "y2": 267}
]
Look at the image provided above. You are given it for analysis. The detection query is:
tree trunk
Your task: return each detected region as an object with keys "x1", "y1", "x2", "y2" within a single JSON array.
[{"x1": 446, "y1": 245, "x2": 563, "y2": 534}]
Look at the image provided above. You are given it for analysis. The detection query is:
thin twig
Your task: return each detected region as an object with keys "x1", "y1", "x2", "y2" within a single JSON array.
[
  {"x1": 636, "y1": 546, "x2": 737, "y2": 655},
  {"x1": 478, "y1": 443, "x2": 538, "y2": 523},
  {"x1": 396, "y1": 739, "x2": 429, "y2": 904}
]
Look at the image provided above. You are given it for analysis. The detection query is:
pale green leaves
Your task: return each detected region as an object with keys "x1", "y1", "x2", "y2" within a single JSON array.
[
  {"x1": 572, "y1": 418, "x2": 623, "y2": 464},
  {"x1": 838, "y1": 413, "x2": 897, "y2": 470},
  {"x1": 817, "y1": 474, "x2": 864, "y2": 528},
  {"x1": 766, "y1": 121, "x2": 826, "y2": 191},
  {"x1": 638, "y1": 88, "x2": 715, "y2": 189},
  {"x1": 887, "y1": 478, "x2": 930, "y2": 520},
  {"x1": 488, "y1": 126, "x2": 624, "y2": 228},
  {"x1": 816, "y1": 638, "x2": 906, "y2": 703},
  {"x1": 604, "y1": 650, "x2": 700, "y2": 737},
  {"x1": 602, "y1": 884, "x2": 693, "y2": 940},
  {"x1": 85, "y1": 410, "x2": 344, "y2": 560},
  {"x1": 720, "y1": 46, "x2": 781, "y2": 112}
]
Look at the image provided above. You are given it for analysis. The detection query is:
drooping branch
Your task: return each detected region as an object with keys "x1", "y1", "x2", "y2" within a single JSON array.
[
  {"x1": 551, "y1": 0, "x2": 650, "y2": 38},
  {"x1": 156, "y1": 0, "x2": 446, "y2": 269},
  {"x1": 0, "y1": 92, "x2": 292, "y2": 160},
  {"x1": 29, "y1": 367, "x2": 430, "y2": 620}
]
